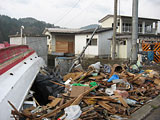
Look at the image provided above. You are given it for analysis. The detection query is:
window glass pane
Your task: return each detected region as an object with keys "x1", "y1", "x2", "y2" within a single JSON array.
[{"x1": 86, "y1": 38, "x2": 97, "y2": 46}]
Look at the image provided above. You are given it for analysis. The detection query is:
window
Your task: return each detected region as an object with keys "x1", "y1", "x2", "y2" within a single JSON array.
[
  {"x1": 138, "y1": 24, "x2": 142, "y2": 33},
  {"x1": 122, "y1": 23, "x2": 132, "y2": 32},
  {"x1": 145, "y1": 24, "x2": 152, "y2": 33},
  {"x1": 47, "y1": 35, "x2": 51, "y2": 39},
  {"x1": 117, "y1": 22, "x2": 120, "y2": 26},
  {"x1": 86, "y1": 38, "x2": 97, "y2": 46},
  {"x1": 119, "y1": 40, "x2": 126, "y2": 45}
]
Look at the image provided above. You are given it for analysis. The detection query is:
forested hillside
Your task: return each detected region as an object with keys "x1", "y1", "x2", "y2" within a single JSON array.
[{"x1": 0, "y1": 15, "x2": 57, "y2": 42}]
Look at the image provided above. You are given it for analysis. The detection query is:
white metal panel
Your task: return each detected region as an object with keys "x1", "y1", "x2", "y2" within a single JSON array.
[{"x1": 0, "y1": 53, "x2": 45, "y2": 120}]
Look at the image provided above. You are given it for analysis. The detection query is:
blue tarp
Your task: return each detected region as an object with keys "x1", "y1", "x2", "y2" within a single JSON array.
[{"x1": 147, "y1": 51, "x2": 154, "y2": 61}]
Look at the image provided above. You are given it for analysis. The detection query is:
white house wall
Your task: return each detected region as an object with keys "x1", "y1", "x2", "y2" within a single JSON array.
[
  {"x1": 98, "y1": 30, "x2": 113, "y2": 56},
  {"x1": 101, "y1": 17, "x2": 113, "y2": 28},
  {"x1": 118, "y1": 44, "x2": 127, "y2": 58},
  {"x1": 75, "y1": 34, "x2": 98, "y2": 56},
  {"x1": 114, "y1": 40, "x2": 127, "y2": 59},
  {"x1": 100, "y1": 17, "x2": 121, "y2": 33},
  {"x1": 10, "y1": 37, "x2": 26, "y2": 45}
]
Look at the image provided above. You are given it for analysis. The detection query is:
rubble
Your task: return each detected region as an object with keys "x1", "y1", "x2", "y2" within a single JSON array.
[{"x1": 9, "y1": 62, "x2": 160, "y2": 120}]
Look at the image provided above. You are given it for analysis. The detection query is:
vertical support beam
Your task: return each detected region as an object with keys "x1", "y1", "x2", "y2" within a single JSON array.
[
  {"x1": 142, "y1": 21, "x2": 145, "y2": 34},
  {"x1": 20, "y1": 26, "x2": 24, "y2": 45},
  {"x1": 120, "y1": 18, "x2": 123, "y2": 33},
  {"x1": 131, "y1": 0, "x2": 138, "y2": 63},
  {"x1": 112, "y1": 0, "x2": 118, "y2": 60},
  {"x1": 21, "y1": 28, "x2": 23, "y2": 44},
  {"x1": 155, "y1": 21, "x2": 158, "y2": 35}
]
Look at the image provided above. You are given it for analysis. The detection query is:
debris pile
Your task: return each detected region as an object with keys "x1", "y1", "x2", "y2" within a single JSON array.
[{"x1": 9, "y1": 62, "x2": 160, "y2": 120}]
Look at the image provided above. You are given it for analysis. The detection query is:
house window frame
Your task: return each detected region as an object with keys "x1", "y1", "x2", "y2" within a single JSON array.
[
  {"x1": 122, "y1": 23, "x2": 131, "y2": 33},
  {"x1": 138, "y1": 24, "x2": 142, "y2": 33},
  {"x1": 86, "y1": 38, "x2": 97, "y2": 46}
]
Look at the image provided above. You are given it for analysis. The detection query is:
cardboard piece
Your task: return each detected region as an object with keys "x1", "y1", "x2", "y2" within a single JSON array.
[{"x1": 70, "y1": 86, "x2": 90, "y2": 97}]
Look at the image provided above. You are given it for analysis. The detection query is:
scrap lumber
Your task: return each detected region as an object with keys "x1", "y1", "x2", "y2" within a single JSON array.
[
  {"x1": 72, "y1": 86, "x2": 98, "y2": 105},
  {"x1": 47, "y1": 98, "x2": 61, "y2": 108},
  {"x1": 48, "y1": 96, "x2": 55, "y2": 100},
  {"x1": 132, "y1": 73, "x2": 143, "y2": 81},
  {"x1": 98, "y1": 101, "x2": 117, "y2": 114},
  {"x1": 100, "y1": 72, "x2": 107, "y2": 78},
  {"x1": 10, "y1": 63, "x2": 160, "y2": 120},
  {"x1": 50, "y1": 80, "x2": 65, "y2": 87},
  {"x1": 72, "y1": 72, "x2": 84, "y2": 81},
  {"x1": 89, "y1": 76, "x2": 104, "y2": 80},
  {"x1": 81, "y1": 105, "x2": 99, "y2": 116},
  {"x1": 8, "y1": 101, "x2": 23, "y2": 117},
  {"x1": 114, "y1": 91, "x2": 129, "y2": 108},
  {"x1": 59, "y1": 97, "x2": 64, "y2": 106},
  {"x1": 83, "y1": 96, "x2": 118, "y2": 102},
  {"x1": 37, "y1": 98, "x2": 76, "y2": 119}
]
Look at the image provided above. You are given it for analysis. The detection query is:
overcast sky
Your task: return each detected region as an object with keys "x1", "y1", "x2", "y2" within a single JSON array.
[{"x1": 0, "y1": 0, "x2": 160, "y2": 28}]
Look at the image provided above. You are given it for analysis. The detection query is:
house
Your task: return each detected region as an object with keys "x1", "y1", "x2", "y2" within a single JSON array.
[
  {"x1": 9, "y1": 35, "x2": 48, "y2": 63},
  {"x1": 43, "y1": 27, "x2": 113, "y2": 57},
  {"x1": 43, "y1": 28, "x2": 81, "y2": 54},
  {"x1": 75, "y1": 28, "x2": 113, "y2": 57},
  {"x1": 99, "y1": 14, "x2": 160, "y2": 59}
]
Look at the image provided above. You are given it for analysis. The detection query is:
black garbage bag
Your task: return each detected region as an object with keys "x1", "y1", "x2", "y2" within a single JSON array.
[{"x1": 31, "y1": 72, "x2": 65, "y2": 105}]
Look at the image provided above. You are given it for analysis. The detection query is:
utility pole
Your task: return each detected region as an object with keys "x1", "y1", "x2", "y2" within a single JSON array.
[
  {"x1": 21, "y1": 26, "x2": 24, "y2": 44},
  {"x1": 112, "y1": 0, "x2": 118, "y2": 60},
  {"x1": 131, "y1": 0, "x2": 138, "y2": 63}
]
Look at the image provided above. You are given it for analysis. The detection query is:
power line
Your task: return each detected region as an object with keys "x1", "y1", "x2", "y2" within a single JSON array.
[
  {"x1": 62, "y1": 0, "x2": 96, "y2": 27},
  {"x1": 54, "y1": 0, "x2": 81, "y2": 25}
]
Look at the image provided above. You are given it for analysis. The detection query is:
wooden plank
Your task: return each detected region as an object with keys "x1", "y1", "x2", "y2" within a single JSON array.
[
  {"x1": 56, "y1": 41, "x2": 68, "y2": 53},
  {"x1": 50, "y1": 80, "x2": 65, "y2": 87},
  {"x1": 72, "y1": 72, "x2": 84, "y2": 81},
  {"x1": 89, "y1": 76, "x2": 104, "y2": 80},
  {"x1": 48, "y1": 96, "x2": 55, "y2": 100},
  {"x1": 132, "y1": 73, "x2": 143, "y2": 81},
  {"x1": 81, "y1": 105, "x2": 99, "y2": 116},
  {"x1": 118, "y1": 97, "x2": 129, "y2": 108},
  {"x1": 8, "y1": 101, "x2": 23, "y2": 117},
  {"x1": 98, "y1": 101, "x2": 117, "y2": 114},
  {"x1": 114, "y1": 91, "x2": 129, "y2": 108},
  {"x1": 47, "y1": 98, "x2": 61, "y2": 108},
  {"x1": 77, "y1": 70, "x2": 94, "y2": 83},
  {"x1": 59, "y1": 97, "x2": 64, "y2": 106},
  {"x1": 83, "y1": 96, "x2": 118, "y2": 102},
  {"x1": 68, "y1": 42, "x2": 74, "y2": 53},
  {"x1": 100, "y1": 72, "x2": 107, "y2": 78},
  {"x1": 37, "y1": 98, "x2": 76, "y2": 119}
]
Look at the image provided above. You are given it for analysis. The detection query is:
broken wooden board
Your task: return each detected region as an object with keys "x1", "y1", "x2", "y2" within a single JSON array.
[
  {"x1": 63, "y1": 72, "x2": 84, "y2": 81},
  {"x1": 98, "y1": 101, "x2": 117, "y2": 114},
  {"x1": 89, "y1": 76, "x2": 104, "y2": 80},
  {"x1": 47, "y1": 98, "x2": 61, "y2": 108}
]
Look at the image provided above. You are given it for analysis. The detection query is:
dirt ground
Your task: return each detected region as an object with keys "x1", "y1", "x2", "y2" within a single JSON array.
[
  {"x1": 143, "y1": 64, "x2": 160, "y2": 73},
  {"x1": 82, "y1": 58, "x2": 160, "y2": 72},
  {"x1": 81, "y1": 58, "x2": 128, "y2": 70}
]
